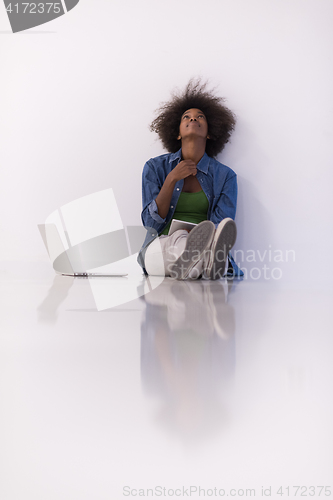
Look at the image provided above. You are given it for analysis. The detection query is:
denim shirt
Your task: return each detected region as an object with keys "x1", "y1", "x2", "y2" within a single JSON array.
[{"x1": 138, "y1": 148, "x2": 243, "y2": 277}]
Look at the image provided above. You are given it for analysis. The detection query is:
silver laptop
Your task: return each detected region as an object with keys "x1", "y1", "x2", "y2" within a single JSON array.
[{"x1": 38, "y1": 223, "x2": 128, "y2": 277}]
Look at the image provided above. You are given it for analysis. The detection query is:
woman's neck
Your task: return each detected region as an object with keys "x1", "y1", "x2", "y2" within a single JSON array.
[{"x1": 181, "y1": 139, "x2": 206, "y2": 164}]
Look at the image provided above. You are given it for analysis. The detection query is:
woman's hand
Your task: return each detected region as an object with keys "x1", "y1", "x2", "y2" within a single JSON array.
[
  {"x1": 155, "y1": 160, "x2": 197, "y2": 219},
  {"x1": 169, "y1": 160, "x2": 197, "y2": 182}
]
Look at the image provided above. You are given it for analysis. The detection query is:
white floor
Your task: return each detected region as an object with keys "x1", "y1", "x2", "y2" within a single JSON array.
[{"x1": 1, "y1": 261, "x2": 332, "y2": 500}]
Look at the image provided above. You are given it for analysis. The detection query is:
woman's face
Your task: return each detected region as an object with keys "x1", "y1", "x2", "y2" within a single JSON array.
[{"x1": 178, "y1": 108, "x2": 209, "y2": 141}]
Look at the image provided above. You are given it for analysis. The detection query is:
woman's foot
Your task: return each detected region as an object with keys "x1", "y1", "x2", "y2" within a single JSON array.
[
  {"x1": 205, "y1": 218, "x2": 237, "y2": 280},
  {"x1": 169, "y1": 221, "x2": 215, "y2": 280}
]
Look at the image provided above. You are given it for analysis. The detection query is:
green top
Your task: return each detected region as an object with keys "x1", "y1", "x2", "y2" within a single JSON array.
[{"x1": 160, "y1": 189, "x2": 209, "y2": 235}]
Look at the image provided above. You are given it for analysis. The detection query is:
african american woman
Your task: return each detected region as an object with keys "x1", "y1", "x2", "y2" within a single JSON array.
[{"x1": 138, "y1": 80, "x2": 243, "y2": 280}]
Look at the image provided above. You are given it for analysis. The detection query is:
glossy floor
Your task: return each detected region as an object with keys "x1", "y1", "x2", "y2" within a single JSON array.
[{"x1": 1, "y1": 262, "x2": 332, "y2": 500}]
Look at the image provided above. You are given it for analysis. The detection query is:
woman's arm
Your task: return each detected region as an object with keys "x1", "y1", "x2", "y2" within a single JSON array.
[
  {"x1": 155, "y1": 160, "x2": 197, "y2": 219},
  {"x1": 154, "y1": 173, "x2": 177, "y2": 220}
]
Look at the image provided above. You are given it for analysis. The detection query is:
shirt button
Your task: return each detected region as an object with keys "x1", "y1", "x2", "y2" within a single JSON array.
[
  {"x1": 171, "y1": 205, "x2": 173, "y2": 208},
  {"x1": 176, "y1": 188, "x2": 179, "y2": 191}
]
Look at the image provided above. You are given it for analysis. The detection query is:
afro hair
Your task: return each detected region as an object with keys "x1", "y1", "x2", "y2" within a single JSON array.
[{"x1": 150, "y1": 79, "x2": 236, "y2": 158}]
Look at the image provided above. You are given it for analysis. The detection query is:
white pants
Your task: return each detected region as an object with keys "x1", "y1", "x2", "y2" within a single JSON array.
[{"x1": 144, "y1": 230, "x2": 228, "y2": 279}]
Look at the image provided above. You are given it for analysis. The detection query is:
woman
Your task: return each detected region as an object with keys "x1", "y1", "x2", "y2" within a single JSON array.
[{"x1": 138, "y1": 80, "x2": 243, "y2": 280}]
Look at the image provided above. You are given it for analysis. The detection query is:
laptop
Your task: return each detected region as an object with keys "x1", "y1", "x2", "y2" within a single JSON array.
[{"x1": 38, "y1": 223, "x2": 128, "y2": 277}]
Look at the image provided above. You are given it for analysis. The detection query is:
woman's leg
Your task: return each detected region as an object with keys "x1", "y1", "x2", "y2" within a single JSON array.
[
  {"x1": 145, "y1": 219, "x2": 236, "y2": 279},
  {"x1": 144, "y1": 230, "x2": 188, "y2": 276},
  {"x1": 169, "y1": 219, "x2": 234, "y2": 280},
  {"x1": 170, "y1": 221, "x2": 215, "y2": 280}
]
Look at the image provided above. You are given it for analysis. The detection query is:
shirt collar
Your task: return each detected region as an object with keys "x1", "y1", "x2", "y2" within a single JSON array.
[{"x1": 169, "y1": 148, "x2": 210, "y2": 174}]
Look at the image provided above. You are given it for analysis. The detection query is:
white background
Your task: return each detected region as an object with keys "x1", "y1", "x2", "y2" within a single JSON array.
[
  {"x1": 0, "y1": 0, "x2": 333, "y2": 286},
  {"x1": 1, "y1": 4, "x2": 333, "y2": 499}
]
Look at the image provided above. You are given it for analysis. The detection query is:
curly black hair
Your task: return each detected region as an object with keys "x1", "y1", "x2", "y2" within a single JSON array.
[{"x1": 150, "y1": 79, "x2": 236, "y2": 158}]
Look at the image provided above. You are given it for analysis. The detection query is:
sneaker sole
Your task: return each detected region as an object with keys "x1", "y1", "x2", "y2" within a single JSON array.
[
  {"x1": 170, "y1": 221, "x2": 215, "y2": 280},
  {"x1": 208, "y1": 219, "x2": 237, "y2": 280}
]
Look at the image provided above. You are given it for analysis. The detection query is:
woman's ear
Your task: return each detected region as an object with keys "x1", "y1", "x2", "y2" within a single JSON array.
[{"x1": 177, "y1": 135, "x2": 181, "y2": 140}]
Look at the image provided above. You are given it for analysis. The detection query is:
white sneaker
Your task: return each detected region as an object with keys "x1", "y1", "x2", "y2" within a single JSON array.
[
  {"x1": 170, "y1": 221, "x2": 215, "y2": 280},
  {"x1": 205, "y1": 218, "x2": 237, "y2": 280}
]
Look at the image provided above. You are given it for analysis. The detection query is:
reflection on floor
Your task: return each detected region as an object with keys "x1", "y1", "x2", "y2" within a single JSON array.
[
  {"x1": 1, "y1": 262, "x2": 332, "y2": 499},
  {"x1": 140, "y1": 279, "x2": 236, "y2": 442}
]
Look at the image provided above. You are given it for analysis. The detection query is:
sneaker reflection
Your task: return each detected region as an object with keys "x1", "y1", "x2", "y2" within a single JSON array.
[{"x1": 140, "y1": 279, "x2": 238, "y2": 442}]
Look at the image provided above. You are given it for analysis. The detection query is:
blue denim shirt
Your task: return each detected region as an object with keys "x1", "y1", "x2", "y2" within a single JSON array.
[{"x1": 138, "y1": 148, "x2": 243, "y2": 277}]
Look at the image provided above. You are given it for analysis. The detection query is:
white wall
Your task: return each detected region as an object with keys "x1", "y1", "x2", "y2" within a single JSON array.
[{"x1": 1, "y1": 0, "x2": 332, "y2": 286}]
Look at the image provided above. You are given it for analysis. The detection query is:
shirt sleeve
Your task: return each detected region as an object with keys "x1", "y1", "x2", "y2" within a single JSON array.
[
  {"x1": 148, "y1": 199, "x2": 166, "y2": 223},
  {"x1": 141, "y1": 160, "x2": 166, "y2": 230},
  {"x1": 210, "y1": 173, "x2": 238, "y2": 227}
]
